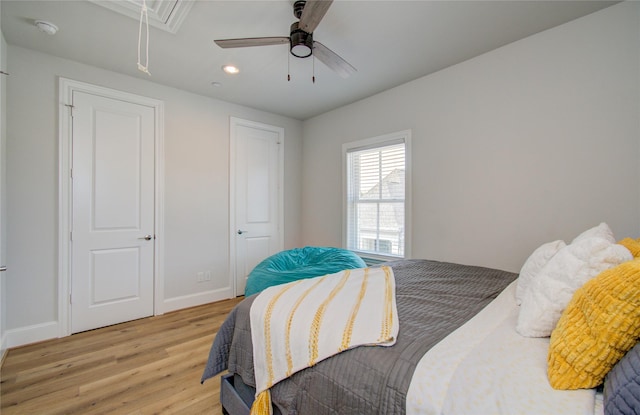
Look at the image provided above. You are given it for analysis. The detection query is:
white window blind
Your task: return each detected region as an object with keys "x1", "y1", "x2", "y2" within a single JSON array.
[{"x1": 345, "y1": 138, "x2": 407, "y2": 257}]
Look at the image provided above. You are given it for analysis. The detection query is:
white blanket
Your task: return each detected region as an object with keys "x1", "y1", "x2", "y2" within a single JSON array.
[
  {"x1": 250, "y1": 266, "x2": 398, "y2": 414},
  {"x1": 407, "y1": 281, "x2": 599, "y2": 415}
]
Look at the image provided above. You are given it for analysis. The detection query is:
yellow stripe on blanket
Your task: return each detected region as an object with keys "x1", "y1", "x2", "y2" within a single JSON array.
[{"x1": 249, "y1": 266, "x2": 398, "y2": 415}]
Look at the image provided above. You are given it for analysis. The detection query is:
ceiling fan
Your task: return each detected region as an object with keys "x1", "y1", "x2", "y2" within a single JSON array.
[{"x1": 214, "y1": 0, "x2": 356, "y2": 79}]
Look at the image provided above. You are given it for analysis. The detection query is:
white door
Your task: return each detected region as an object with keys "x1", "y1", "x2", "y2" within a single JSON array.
[
  {"x1": 231, "y1": 118, "x2": 283, "y2": 296},
  {"x1": 71, "y1": 90, "x2": 155, "y2": 333}
]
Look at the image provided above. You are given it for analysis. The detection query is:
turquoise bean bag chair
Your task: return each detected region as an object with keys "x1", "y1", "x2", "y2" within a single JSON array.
[{"x1": 244, "y1": 246, "x2": 366, "y2": 297}]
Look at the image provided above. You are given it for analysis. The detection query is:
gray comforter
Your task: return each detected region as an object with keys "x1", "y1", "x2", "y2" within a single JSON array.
[{"x1": 202, "y1": 259, "x2": 517, "y2": 414}]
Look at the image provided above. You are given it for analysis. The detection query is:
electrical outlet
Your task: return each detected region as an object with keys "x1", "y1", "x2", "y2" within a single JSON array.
[
  {"x1": 196, "y1": 271, "x2": 205, "y2": 282},
  {"x1": 204, "y1": 271, "x2": 212, "y2": 281}
]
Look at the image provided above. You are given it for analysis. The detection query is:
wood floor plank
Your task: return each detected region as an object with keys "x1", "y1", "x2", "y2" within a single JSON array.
[
  {"x1": 0, "y1": 297, "x2": 242, "y2": 415},
  {"x1": 94, "y1": 371, "x2": 216, "y2": 415},
  {"x1": 2, "y1": 354, "x2": 118, "y2": 398}
]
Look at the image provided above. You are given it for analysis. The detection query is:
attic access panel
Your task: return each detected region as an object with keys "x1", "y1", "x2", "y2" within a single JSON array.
[{"x1": 88, "y1": 0, "x2": 194, "y2": 33}]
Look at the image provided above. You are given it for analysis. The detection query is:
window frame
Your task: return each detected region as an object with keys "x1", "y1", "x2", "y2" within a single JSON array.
[{"x1": 342, "y1": 130, "x2": 412, "y2": 261}]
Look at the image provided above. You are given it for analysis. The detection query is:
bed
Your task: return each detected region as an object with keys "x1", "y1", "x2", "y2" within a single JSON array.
[{"x1": 202, "y1": 227, "x2": 640, "y2": 415}]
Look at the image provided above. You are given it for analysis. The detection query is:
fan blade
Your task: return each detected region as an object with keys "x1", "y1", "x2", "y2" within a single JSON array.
[
  {"x1": 299, "y1": 0, "x2": 333, "y2": 33},
  {"x1": 215, "y1": 37, "x2": 289, "y2": 49},
  {"x1": 313, "y1": 41, "x2": 356, "y2": 78}
]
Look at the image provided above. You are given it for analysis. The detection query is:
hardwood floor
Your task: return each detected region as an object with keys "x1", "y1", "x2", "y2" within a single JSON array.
[{"x1": 0, "y1": 297, "x2": 243, "y2": 415}]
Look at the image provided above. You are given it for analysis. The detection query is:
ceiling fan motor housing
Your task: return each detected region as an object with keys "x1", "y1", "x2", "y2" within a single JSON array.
[{"x1": 289, "y1": 22, "x2": 313, "y2": 58}]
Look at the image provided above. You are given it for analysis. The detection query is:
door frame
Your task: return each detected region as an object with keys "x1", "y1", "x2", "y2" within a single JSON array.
[
  {"x1": 58, "y1": 78, "x2": 165, "y2": 337},
  {"x1": 228, "y1": 117, "x2": 284, "y2": 296}
]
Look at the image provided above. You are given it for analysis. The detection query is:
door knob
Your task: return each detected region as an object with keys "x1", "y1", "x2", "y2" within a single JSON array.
[
  {"x1": 138, "y1": 235, "x2": 153, "y2": 240},
  {"x1": 237, "y1": 230, "x2": 247, "y2": 235},
  {"x1": 0, "y1": 266, "x2": 6, "y2": 272}
]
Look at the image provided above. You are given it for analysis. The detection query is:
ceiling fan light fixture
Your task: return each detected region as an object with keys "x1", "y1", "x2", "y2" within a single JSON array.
[{"x1": 289, "y1": 22, "x2": 313, "y2": 58}]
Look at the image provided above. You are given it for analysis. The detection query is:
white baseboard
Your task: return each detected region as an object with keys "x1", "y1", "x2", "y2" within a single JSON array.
[
  {"x1": 161, "y1": 287, "x2": 234, "y2": 314},
  {"x1": 1, "y1": 290, "x2": 234, "y2": 351},
  {"x1": 5, "y1": 321, "x2": 59, "y2": 349},
  {"x1": 1, "y1": 332, "x2": 7, "y2": 366}
]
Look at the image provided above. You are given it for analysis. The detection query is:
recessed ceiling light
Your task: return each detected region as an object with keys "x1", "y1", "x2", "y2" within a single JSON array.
[
  {"x1": 34, "y1": 20, "x2": 58, "y2": 36},
  {"x1": 222, "y1": 65, "x2": 239, "y2": 75}
]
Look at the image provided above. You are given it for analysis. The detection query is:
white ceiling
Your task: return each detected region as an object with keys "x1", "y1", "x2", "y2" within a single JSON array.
[{"x1": 1, "y1": 0, "x2": 618, "y2": 120}]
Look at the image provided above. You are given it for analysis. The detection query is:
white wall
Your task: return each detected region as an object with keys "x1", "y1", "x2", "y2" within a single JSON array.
[
  {"x1": 5, "y1": 46, "x2": 302, "y2": 346},
  {"x1": 0, "y1": 0, "x2": 7, "y2": 359},
  {"x1": 302, "y1": 2, "x2": 640, "y2": 273}
]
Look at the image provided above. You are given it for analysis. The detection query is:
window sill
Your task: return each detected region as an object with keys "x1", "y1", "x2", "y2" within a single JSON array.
[{"x1": 355, "y1": 252, "x2": 404, "y2": 266}]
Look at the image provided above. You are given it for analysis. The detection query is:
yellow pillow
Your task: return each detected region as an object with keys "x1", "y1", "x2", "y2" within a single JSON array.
[
  {"x1": 618, "y1": 237, "x2": 640, "y2": 258},
  {"x1": 547, "y1": 258, "x2": 640, "y2": 390}
]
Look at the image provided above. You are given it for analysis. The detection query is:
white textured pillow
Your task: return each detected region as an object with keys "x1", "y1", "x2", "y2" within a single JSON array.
[
  {"x1": 515, "y1": 240, "x2": 566, "y2": 305},
  {"x1": 516, "y1": 237, "x2": 632, "y2": 338},
  {"x1": 572, "y1": 222, "x2": 615, "y2": 244}
]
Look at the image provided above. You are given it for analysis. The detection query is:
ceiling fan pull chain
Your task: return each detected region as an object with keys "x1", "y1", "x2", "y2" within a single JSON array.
[
  {"x1": 287, "y1": 48, "x2": 291, "y2": 81},
  {"x1": 312, "y1": 55, "x2": 316, "y2": 83},
  {"x1": 137, "y1": 0, "x2": 151, "y2": 75}
]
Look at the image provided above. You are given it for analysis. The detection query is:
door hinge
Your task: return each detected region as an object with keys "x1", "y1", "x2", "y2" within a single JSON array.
[
  {"x1": 70, "y1": 231, "x2": 73, "y2": 241},
  {"x1": 69, "y1": 293, "x2": 72, "y2": 305},
  {"x1": 65, "y1": 103, "x2": 74, "y2": 117}
]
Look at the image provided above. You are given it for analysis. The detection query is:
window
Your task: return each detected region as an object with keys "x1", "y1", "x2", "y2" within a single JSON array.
[{"x1": 343, "y1": 131, "x2": 411, "y2": 259}]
